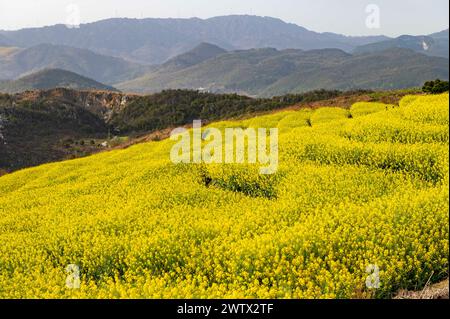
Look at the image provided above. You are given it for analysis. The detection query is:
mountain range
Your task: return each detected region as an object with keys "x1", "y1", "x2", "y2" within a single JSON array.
[
  {"x1": 0, "y1": 16, "x2": 448, "y2": 96},
  {"x1": 117, "y1": 44, "x2": 449, "y2": 96},
  {"x1": 0, "y1": 15, "x2": 391, "y2": 65}
]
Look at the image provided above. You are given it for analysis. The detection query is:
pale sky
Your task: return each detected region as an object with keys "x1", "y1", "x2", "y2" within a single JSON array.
[{"x1": 0, "y1": 0, "x2": 448, "y2": 36}]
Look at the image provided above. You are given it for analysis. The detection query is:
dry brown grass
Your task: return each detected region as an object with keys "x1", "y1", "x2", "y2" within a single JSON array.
[{"x1": 395, "y1": 279, "x2": 449, "y2": 299}]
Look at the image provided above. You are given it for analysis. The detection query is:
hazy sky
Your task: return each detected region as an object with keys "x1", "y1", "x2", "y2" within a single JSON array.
[{"x1": 0, "y1": 0, "x2": 448, "y2": 36}]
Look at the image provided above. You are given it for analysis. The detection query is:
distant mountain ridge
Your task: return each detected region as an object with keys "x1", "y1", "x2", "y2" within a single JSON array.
[
  {"x1": 0, "y1": 43, "x2": 151, "y2": 84},
  {"x1": 354, "y1": 30, "x2": 449, "y2": 58},
  {"x1": 117, "y1": 44, "x2": 449, "y2": 96},
  {"x1": 0, "y1": 68, "x2": 118, "y2": 93},
  {"x1": 0, "y1": 15, "x2": 391, "y2": 64},
  {"x1": 430, "y1": 29, "x2": 450, "y2": 39},
  {"x1": 160, "y1": 42, "x2": 228, "y2": 72},
  {"x1": 0, "y1": 16, "x2": 447, "y2": 96}
]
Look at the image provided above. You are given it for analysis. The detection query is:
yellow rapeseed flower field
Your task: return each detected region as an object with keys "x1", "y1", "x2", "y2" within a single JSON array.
[{"x1": 0, "y1": 94, "x2": 448, "y2": 299}]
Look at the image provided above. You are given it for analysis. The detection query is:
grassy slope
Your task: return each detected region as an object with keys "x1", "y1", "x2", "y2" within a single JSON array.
[
  {"x1": 0, "y1": 68, "x2": 118, "y2": 93},
  {"x1": 0, "y1": 94, "x2": 448, "y2": 298}
]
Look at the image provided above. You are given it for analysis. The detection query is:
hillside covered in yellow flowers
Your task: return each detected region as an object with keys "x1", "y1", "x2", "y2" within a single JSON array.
[{"x1": 0, "y1": 94, "x2": 448, "y2": 298}]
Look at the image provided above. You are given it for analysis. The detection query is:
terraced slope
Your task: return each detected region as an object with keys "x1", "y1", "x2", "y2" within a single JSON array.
[{"x1": 0, "y1": 94, "x2": 448, "y2": 298}]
